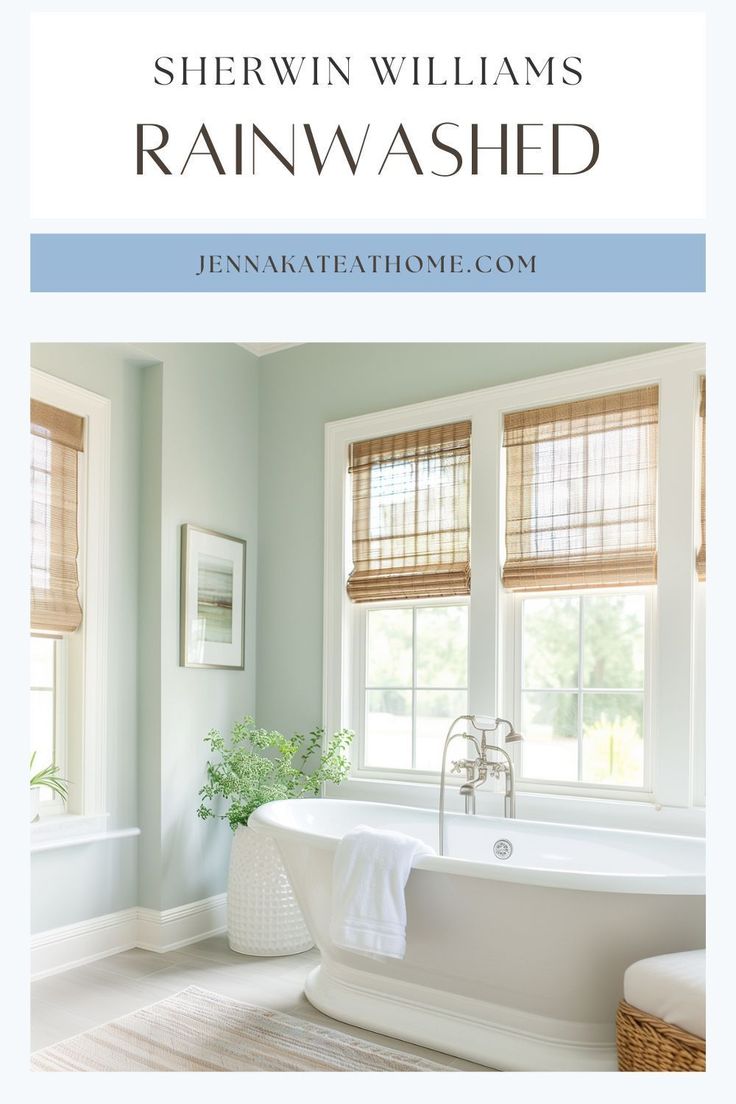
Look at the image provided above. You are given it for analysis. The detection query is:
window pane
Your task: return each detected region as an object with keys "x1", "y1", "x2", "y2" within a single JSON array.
[
  {"x1": 520, "y1": 691, "x2": 578, "y2": 781},
  {"x1": 582, "y1": 693, "x2": 644, "y2": 786},
  {"x1": 522, "y1": 596, "x2": 579, "y2": 689},
  {"x1": 583, "y1": 594, "x2": 645, "y2": 689},
  {"x1": 30, "y1": 689, "x2": 55, "y2": 800},
  {"x1": 366, "y1": 608, "x2": 412, "y2": 687},
  {"x1": 30, "y1": 636, "x2": 55, "y2": 687},
  {"x1": 415, "y1": 689, "x2": 468, "y2": 770},
  {"x1": 365, "y1": 689, "x2": 412, "y2": 768},
  {"x1": 31, "y1": 636, "x2": 57, "y2": 804},
  {"x1": 416, "y1": 605, "x2": 468, "y2": 687}
]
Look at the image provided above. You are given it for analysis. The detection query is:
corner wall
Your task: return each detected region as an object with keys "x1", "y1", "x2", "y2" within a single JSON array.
[{"x1": 138, "y1": 344, "x2": 259, "y2": 911}]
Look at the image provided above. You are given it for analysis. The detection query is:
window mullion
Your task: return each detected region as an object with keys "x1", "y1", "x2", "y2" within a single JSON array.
[
  {"x1": 652, "y1": 372, "x2": 698, "y2": 807},
  {"x1": 411, "y1": 607, "x2": 418, "y2": 769},
  {"x1": 358, "y1": 607, "x2": 367, "y2": 771},
  {"x1": 515, "y1": 594, "x2": 524, "y2": 777},
  {"x1": 467, "y1": 403, "x2": 500, "y2": 722},
  {"x1": 577, "y1": 597, "x2": 584, "y2": 782},
  {"x1": 52, "y1": 637, "x2": 59, "y2": 770}
]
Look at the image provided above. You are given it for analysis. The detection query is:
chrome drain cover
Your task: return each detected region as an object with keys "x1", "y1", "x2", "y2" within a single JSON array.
[{"x1": 493, "y1": 838, "x2": 513, "y2": 860}]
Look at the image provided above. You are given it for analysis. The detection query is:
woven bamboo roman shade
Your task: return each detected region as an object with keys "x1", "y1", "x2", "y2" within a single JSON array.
[
  {"x1": 696, "y1": 376, "x2": 706, "y2": 581},
  {"x1": 346, "y1": 420, "x2": 471, "y2": 602},
  {"x1": 502, "y1": 386, "x2": 659, "y2": 591},
  {"x1": 30, "y1": 399, "x2": 85, "y2": 632}
]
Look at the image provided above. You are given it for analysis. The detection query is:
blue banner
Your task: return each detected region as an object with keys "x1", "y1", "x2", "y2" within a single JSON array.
[{"x1": 31, "y1": 234, "x2": 705, "y2": 293}]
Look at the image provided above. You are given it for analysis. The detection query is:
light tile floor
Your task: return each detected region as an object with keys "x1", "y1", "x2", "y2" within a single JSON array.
[{"x1": 31, "y1": 935, "x2": 487, "y2": 1070}]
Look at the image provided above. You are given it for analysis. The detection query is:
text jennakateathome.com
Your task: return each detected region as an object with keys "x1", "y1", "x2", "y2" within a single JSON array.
[{"x1": 193, "y1": 252, "x2": 537, "y2": 276}]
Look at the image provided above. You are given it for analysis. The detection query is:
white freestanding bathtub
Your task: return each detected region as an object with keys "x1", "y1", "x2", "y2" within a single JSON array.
[{"x1": 248, "y1": 799, "x2": 704, "y2": 1071}]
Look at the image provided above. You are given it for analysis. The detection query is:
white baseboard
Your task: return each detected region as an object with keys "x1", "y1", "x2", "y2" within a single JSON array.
[
  {"x1": 31, "y1": 908, "x2": 139, "y2": 980},
  {"x1": 31, "y1": 893, "x2": 227, "y2": 980},
  {"x1": 136, "y1": 894, "x2": 227, "y2": 953}
]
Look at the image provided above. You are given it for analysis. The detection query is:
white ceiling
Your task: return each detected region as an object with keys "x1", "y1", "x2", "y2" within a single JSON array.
[{"x1": 238, "y1": 343, "x2": 302, "y2": 358}]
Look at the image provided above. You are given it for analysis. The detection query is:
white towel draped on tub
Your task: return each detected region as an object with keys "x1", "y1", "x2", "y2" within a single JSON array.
[{"x1": 329, "y1": 825, "x2": 435, "y2": 959}]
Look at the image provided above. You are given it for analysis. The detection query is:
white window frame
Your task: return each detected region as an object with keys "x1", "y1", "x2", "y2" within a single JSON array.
[
  {"x1": 30, "y1": 369, "x2": 111, "y2": 843},
  {"x1": 323, "y1": 345, "x2": 705, "y2": 825},
  {"x1": 692, "y1": 580, "x2": 706, "y2": 808}
]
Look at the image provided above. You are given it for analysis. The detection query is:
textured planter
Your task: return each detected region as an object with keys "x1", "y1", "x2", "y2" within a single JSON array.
[
  {"x1": 226, "y1": 824, "x2": 314, "y2": 956},
  {"x1": 30, "y1": 787, "x2": 41, "y2": 823}
]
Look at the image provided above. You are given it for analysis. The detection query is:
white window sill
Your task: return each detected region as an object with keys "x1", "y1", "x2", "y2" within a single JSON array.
[
  {"x1": 326, "y1": 776, "x2": 706, "y2": 837},
  {"x1": 30, "y1": 813, "x2": 141, "y2": 853}
]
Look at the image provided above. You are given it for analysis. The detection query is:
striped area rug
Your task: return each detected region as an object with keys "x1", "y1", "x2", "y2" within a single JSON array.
[{"x1": 31, "y1": 985, "x2": 455, "y2": 1072}]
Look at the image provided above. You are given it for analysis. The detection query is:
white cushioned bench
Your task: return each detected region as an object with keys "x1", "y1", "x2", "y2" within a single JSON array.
[{"x1": 616, "y1": 949, "x2": 705, "y2": 1071}]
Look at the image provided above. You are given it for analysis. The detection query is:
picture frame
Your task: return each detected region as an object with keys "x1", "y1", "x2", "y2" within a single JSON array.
[{"x1": 180, "y1": 524, "x2": 246, "y2": 669}]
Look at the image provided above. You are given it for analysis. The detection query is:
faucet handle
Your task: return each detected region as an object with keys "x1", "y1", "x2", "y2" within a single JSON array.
[{"x1": 452, "y1": 758, "x2": 478, "y2": 776}]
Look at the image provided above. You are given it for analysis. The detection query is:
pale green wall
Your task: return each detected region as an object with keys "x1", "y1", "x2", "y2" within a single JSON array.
[
  {"x1": 30, "y1": 343, "x2": 259, "y2": 930},
  {"x1": 255, "y1": 343, "x2": 676, "y2": 735},
  {"x1": 138, "y1": 345, "x2": 259, "y2": 911}
]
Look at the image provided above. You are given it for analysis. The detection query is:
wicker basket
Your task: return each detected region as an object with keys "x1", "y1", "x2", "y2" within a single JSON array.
[{"x1": 616, "y1": 1000, "x2": 705, "y2": 1072}]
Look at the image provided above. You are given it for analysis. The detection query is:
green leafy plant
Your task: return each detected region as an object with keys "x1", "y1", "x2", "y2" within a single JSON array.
[
  {"x1": 197, "y1": 716, "x2": 354, "y2": 830},
  {"x1": 30, "y1": 751, "x2": 69, "y2": 802}
]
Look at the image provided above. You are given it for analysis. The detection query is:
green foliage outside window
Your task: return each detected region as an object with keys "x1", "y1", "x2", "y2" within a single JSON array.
[{"x1": 522, "y1": 593, "x2": 646, "y2": 786}]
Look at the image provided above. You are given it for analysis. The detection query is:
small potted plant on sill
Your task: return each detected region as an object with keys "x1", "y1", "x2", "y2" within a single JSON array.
[
  {"x1": 30, "y1": 752, "x2": 69, "y2": 822},
  {"x1": 197, "y1": 716, "x2": 353, "y2": 956}
]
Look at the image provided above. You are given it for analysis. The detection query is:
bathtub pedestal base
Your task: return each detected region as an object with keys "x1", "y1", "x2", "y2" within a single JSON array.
[{"x1": 305, "y1": 961, "x2": 618, "y2": 1072}]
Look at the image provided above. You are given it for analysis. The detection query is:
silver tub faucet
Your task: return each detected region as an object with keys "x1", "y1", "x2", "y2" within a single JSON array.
[{"x1": 438, "y1": 715, "x2": 523, "y2": 855}]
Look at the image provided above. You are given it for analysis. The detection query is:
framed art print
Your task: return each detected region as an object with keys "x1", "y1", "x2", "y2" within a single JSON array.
[{"x1": 180, "y1": 524, "x2": 246, "y2": 669}]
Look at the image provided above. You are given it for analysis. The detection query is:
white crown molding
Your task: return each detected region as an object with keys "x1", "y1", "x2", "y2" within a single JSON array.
[
  {"x1": 238, "y1": 343, "x2": 302, "y2": 358},
  {"x1": 31, "y1": 894, "x2": 227, "y2": 979}
]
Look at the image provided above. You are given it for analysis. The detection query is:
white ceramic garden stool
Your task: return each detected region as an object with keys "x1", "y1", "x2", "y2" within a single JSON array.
[{"x1": 226, "y1": 824, "x2": 314, "y2": 956}]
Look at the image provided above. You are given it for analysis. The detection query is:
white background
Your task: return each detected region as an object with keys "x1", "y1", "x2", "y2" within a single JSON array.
[
  {"x1": 4, "y1": 2, "x2": 735, "y2": 1102},
  {"x1": 31, "y1": 11, "x2": 705, "y2": 220}
]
